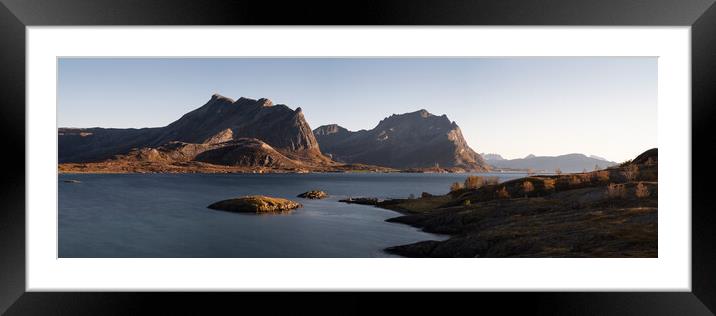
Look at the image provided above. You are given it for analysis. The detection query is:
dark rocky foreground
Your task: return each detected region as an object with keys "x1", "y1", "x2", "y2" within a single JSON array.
[
  {"x1": 338, "y1": 197, "x2": 380, "y2": 205},
  {"x1": 376, "y1": 149, "x2": 658, "y2": 258}
]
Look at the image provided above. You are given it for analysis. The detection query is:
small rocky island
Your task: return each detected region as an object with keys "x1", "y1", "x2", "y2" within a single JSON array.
[
  {"x1": 297, "y1": 190, "x2": 328, "y2": 199},
  {"x1": 208, "y1": 195, "x2": 302, "y2": 213}
]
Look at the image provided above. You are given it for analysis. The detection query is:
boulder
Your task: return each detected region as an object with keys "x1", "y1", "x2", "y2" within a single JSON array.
[{"x1": 297, "y1": 190, "x2": 328, "y2": 199}]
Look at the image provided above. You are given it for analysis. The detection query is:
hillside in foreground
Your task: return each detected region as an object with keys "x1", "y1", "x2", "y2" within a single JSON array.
[{"x1": 374, "y1": 148, "x2": 658, "y2": 257}]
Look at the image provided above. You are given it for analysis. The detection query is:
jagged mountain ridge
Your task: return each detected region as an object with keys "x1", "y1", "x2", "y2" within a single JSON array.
[
  {"x1": 313, "y1": 109, "x2": 489, "y2": 171},
  {"x1": 59, "y1": 94, "x2": 327, "y2": 164}
]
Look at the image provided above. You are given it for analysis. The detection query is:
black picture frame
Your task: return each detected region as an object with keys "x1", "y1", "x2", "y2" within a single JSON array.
[{"x1": 1, "y1": 0, "x2": 715, "y2": 314}]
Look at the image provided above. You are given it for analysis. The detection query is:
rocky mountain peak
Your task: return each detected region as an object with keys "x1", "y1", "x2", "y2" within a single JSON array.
[
  {"x1": 257, "y1": 98, "x2": 274, "y2": 107},
  {"x1": 314, "y1": 124, "x2": 349, "y2": 136},
  {"x1": 314, "y1": 109, "x2": 488, "y2": 171},
  {"x1": 210, "y1": 93, "x2": 235, "y2": 103}
]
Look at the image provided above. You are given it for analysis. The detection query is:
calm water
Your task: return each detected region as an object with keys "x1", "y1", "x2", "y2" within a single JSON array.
[{"x1": 58, "y1": 172, "x2": 525, "y2": 257}]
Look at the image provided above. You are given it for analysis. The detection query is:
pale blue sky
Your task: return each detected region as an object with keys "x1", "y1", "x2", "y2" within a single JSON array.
[{"x1": 58, "y1": 57, "x2": 657, "y2": 162}]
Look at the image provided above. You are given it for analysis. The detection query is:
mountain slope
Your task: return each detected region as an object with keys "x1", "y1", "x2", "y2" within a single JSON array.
[
  {"x1": 313, "y1": 109, "x2": 488, "y2": 170},
  {"x1": 119, "y1": 138, "x2": 300, "y2": 169},
  {"x1": 59, "y1": 94, "x2": 328, "y2": 163}
]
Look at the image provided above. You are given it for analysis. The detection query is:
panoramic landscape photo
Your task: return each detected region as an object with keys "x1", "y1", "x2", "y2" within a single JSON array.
[{"x1": 58, "y1": 57, "x2": 657, "y2": 258}]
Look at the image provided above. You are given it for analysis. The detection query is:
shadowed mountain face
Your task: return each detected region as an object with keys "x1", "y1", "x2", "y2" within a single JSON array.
[
  {"x1": 313, "y1": 110, "x2": 488, "y2": 171},
  {"x1": 486, "y1": 153, "x2": 618, "y2": 173},
  {"x1": 59, "y1": 94, "x2": 327, "y2": 163}
]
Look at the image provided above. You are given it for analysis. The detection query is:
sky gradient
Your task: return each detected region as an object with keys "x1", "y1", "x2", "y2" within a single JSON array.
[{"x1": 58, "y1": 57, "x2": 657, "y2": 162}]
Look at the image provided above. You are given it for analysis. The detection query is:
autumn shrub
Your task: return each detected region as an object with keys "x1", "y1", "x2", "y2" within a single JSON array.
[
  {"x1": 606, "y1": 183, "x2": 626, "y2": 199},
  {"x1": 543, "y1": 178, "x2": 556, "y2": 191},
  {"x1": 496, "y1": 186, "x2": 510, "y2": 199},
  {"x1": 595, "y1": 170, "x2": 610, "y2": 182},
  {"x1": 464, "y1": 175, "x2": 485, "y2": 190},
  {"x1": 635, "y1": 182, "x2": 650, "y2": 198},
  {"x1": 450, "y1": 182, "x2": 463, "y2": 192},
  {"x1": 522, "y1": 181, "x2": 534, "y2": 197}
]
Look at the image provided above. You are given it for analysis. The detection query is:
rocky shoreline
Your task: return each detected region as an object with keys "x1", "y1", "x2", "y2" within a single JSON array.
[{"x1": 355, "y1": 149, "x2": 659, "y2": 257}]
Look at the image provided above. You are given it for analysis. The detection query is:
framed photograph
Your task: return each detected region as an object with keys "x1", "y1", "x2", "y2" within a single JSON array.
[{"x1": 2, "y1": 0, "x2": 715, "y2": 314}]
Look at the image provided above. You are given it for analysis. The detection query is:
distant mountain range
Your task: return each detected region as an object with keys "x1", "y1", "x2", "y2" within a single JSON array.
[
  {"x1": 59, "y1": 95, "x2": 488, "y2": 172},
  {"x1": 481, "y1": 152, "x2": 617, "y2": 173},
  {"x1": 313, "y1": 109, "x2": 488, "y2": 171},
  {"x1": 59, "y1": 94, "x2": 618, "y2": 173}
]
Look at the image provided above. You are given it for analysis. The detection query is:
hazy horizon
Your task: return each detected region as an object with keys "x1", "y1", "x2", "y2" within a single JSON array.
[{"x1": 58, "y1": 57, "x2": 657, "y2": 162}]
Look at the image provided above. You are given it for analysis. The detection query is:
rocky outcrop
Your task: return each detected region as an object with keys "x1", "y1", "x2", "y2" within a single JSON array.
[
  {"x1": 314, "y1": 110, "x2": 489, "y2": 171},
  {"x1": 338, "y1": 197, "x2": 380, "y2": 205},
  {"x1": 297, "y1": 190, "x2": 328, "y2": 199},
  {"x1": 207, "y1": 195, "x2": 302, "y2": 213}
]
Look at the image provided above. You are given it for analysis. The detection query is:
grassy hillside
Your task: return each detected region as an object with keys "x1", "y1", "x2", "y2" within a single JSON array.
[{"x1": 377, "y1": 148, "x2": 658, "y2": 257}]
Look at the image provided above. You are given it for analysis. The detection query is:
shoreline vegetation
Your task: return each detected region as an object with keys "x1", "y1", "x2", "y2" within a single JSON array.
[{"x1": 347, "y1": 148, "x2": 658, "y2": 258}]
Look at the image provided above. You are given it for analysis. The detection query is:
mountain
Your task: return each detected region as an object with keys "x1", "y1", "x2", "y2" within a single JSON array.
[
  {"x1": 487, "y1": 153, "x2": 618, "y2": 173},
  {"x1": 589, "y1": 154, "x2": 609, "y2": 161},
  {"x1": 59, "y1": 94, "x2": 328, "y2": 164},
  {"x1": 313, "y1": 109, "x2": 489, "y2": 171},
  {"x1": 481, "y1": 153, "x2": 505, "y2": 161}
]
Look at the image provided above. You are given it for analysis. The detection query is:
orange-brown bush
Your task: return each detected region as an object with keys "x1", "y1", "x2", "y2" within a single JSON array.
[
  {"x1": 464, "y1": 175, "x2": 485, "y2": 190},
  {"x1": 595, "y1": 170, "x2": 610, "y2": 182},
  {"x1": 522, "y1": 181, "x2": 534, "y2": 197},
  {"x1": 497, "y1": 186, "x2": 510, "y2": 199},
  {"x1": 543, "y1": 178, "x2": 556, "y2": 191},
  {"x1": 607, "y1": 183, "x2": 626, "y2": 199},
  {"x1": 450, "y1": 182, "x2": 463, "y2": 192},
  {"x1": 635, "y1": 182, "x2": 650, "y2": 198}
]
